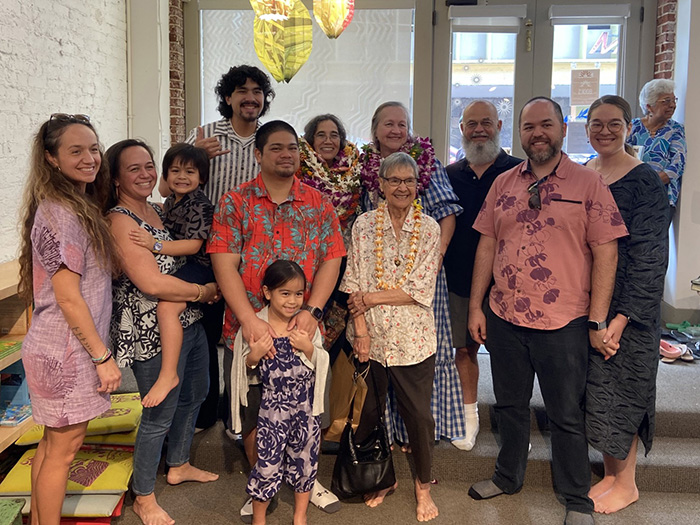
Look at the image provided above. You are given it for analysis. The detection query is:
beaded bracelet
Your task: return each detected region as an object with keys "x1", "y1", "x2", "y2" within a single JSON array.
[
  {"x1": 194, "y1": 283, "x2": 204, "y2": 302},
  {"x1": 92, "y1": 348, "x2": 112, "y2": 365}
]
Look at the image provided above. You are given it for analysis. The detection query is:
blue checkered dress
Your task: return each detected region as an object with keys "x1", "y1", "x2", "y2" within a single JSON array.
[{"x1": 362, "y1": 158, "x2": 466, "y2": 441}]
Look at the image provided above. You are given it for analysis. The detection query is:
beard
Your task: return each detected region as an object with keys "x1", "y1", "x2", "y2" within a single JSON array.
[
  {"x1": 523, "y1": 136, "x2": 563, "y2": 164},
  {"x1": 462, "y1": 134, "x2": 501, "y2": 165}
]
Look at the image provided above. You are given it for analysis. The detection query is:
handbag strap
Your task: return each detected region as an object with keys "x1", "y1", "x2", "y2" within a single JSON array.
[{"x1": 346, "y1": 359, "x2": 386, "y2": 428}]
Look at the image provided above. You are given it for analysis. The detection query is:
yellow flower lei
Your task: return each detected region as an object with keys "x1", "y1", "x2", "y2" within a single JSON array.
[{"x1": 374, "y1": 199, "x2": 423, "y2": 290}]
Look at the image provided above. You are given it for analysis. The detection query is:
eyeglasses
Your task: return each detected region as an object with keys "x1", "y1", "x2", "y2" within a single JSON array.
[
  {"x1": 657, "y1": 96, "x2": 678, "y2": 106},
  {"x1": 49, "y1": 113, "x2": 91, "y2": 125},
  {"x1": 588, "y1": 120, "x2": 624, "y2": 133},
  {"x1": 314, "y1": 131, "x2": 340, "y2": 142},
  {"x1": 528, "y1": 180, "x2": 543, "y2": 210},
  {"x1": 382, "y1": 176, "x2": 418, "y2": 187}
]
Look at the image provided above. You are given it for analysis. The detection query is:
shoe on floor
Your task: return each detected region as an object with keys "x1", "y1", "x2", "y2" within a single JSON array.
[
  {"x1": 225, "y1": 429, "x2": 242, "y2": 441},
  {"x1": 452, "y1": 411, "x2": 480, "y2": 451},
  {"x1": 240, "y1": 495, "x2": 278, "y2": 523},
  {"x1": 564, "y1": 510, "x2": 594, "y2": 525},
  {"x1": 310, "y1": 479, "x2": 340, "y2": 513},
  {"x1": 468, "y1": 479, "x2": 504, "y2": 500}
]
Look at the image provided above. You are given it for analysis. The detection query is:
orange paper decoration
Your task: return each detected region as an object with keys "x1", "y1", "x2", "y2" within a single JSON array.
[
  {"x1": 253, "y1": 0, "x2": 313, "y2": 83},
  {"x1": 313, "y1": 0, "x2": 354, "y2": 39}
]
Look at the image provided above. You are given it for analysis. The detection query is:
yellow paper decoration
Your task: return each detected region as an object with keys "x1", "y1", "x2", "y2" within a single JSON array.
[
  {"x1": 254, "y1": 0, "x2": 313, "y2": 83},
  {"x1": 313, "y1": 0, "x2": 354, "y2": 39},
  {"x1": 250, "y1": 0, "x2": 295, "y2": 21}
]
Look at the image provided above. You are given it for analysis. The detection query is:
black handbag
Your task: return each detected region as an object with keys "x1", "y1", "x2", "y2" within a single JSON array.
[{"x1": 331, "y1": 363, "x2": 396, "y2": 499}]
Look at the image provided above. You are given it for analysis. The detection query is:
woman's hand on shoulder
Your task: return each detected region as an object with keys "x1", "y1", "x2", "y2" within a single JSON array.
[
  {"x1": 289, "y1": 329, "x2": 314, "y2": 359},
  {"x1": 129, "y1": 228, "x2": 156, "y2": 251},
  {"x1": 96, "y1": 359, "x2": 122, "y2": 393}
]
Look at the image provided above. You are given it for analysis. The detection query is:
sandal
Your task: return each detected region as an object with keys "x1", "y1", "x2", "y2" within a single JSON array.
[{"x1": 660, "y1": 340, "x2": 682, "y2": 363}]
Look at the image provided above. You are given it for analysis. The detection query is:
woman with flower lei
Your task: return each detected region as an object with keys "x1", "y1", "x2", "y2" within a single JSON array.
[
  {"x1": 296, "y1": 114, "x2": 362, "y2": 357},
  {"x1": 357, "y1": 101, "x2": 467, "y2": 451},
  {"x1": 341, "y1": 152, "x2": 442, "y2": 521}
]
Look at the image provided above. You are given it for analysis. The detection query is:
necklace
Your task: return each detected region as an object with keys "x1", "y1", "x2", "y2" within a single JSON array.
[{"x1": 374, "y1": 200, "x2": 423, "y2": 290}]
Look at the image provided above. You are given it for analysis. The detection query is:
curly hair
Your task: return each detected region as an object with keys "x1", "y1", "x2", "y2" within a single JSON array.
[
  {"x1": 303, "y1": 114, "x2": 348, "y2": 151},
  {"x1": 19, "y1": 119, "x2": 118, "y2": 302},
  {"x1": 215, "y1": 65, "x2": 275, "y2": 119}
]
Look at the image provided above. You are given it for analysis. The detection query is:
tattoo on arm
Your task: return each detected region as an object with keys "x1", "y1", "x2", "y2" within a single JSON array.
[{"x1": 71, "y1": 326, "x2": 93, "y2": 354}]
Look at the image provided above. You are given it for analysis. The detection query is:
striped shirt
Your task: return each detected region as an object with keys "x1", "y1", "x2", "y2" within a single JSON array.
[{"x1": 185, "y1": 118, "x2": 260, "y2": 206}]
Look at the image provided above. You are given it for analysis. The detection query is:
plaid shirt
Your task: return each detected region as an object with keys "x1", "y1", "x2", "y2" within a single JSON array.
[{"x1": 208, "y1": 174, "x2": 346, "y2": 346}]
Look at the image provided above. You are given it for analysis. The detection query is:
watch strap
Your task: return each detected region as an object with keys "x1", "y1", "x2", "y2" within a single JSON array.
[{"x1": 588, "y1": 319, "x2": 607, "y2": 331}]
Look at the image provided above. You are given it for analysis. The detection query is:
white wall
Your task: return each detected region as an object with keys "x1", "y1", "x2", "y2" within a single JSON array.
[
  {"x1": 0, "y1": 0, "x2": 128, "y2": 263},
  {"x1": 665, "y1": 0, "x2": 700, "y2": 321}
]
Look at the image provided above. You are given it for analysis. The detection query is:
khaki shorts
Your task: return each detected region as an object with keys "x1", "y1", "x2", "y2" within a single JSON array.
[{"x1": 448, "y1": 292, "x2": 479, "y2": 349}]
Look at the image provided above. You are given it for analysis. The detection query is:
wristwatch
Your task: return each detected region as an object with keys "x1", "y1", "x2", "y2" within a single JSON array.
[
  {"x1": 301, "y1": 304, "x2": 323, "y2": 321},
  {"x1": 588, "y1": 320, "x2": 607, "y2": 331},
  {"x1": 152, "y1": 241, "x2": 163, "y2": 253}
]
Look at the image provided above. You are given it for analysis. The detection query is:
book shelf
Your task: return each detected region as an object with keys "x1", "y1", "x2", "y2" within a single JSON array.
[{"x1": 0, "y1": 260, "x2": 33, "y2": 452}]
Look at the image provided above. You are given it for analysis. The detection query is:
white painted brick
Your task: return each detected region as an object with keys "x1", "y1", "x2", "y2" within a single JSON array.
[{"x1": 0, "y1": 0, "x2": 128, "y2": 263}]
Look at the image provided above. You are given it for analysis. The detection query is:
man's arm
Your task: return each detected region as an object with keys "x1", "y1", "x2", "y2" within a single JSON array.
[
  {"x1": 468, "y1": 235, "x2": 497, "y2": 344},
  {"x1": 210, "y1": 252, "x2": 274, "y2": 347},
  {"x1": 588, "y1": 239, "x2": 618, "y2": 358},
  {"x1": 289, "y1": 256, "x2": 342, "y2": 333}
]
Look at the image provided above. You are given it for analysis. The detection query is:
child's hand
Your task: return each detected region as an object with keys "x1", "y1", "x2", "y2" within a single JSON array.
[
  {"x1": 129, "y1": 228, "x2": 157, "y2": 251},
  {"x1": 289, "y1": 329, "x2": 314, "y2": 360},
  {"x1": 247, "y1": 332, "x2": 275, "y2": 368}
]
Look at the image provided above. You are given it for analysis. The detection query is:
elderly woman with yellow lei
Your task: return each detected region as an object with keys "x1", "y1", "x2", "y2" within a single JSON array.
[{"x1": 342, "y1": 152, "x2": 441, "y2": 521}]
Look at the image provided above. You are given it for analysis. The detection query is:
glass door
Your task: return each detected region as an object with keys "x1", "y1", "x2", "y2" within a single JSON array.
[{"x1": 443, "y1": 0, "x2": 652, "y2": 160}]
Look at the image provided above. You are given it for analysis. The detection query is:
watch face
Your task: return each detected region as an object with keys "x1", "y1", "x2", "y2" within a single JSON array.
[
  {"x1": 306, "y1": 306, "x2": 323, "y2": 321},
  {"x1": 153, "y1": 241, "x2": 163, "y2": 253}
]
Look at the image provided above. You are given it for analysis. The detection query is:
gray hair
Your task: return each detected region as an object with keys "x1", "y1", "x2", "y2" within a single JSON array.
[
  {"x1": 639, "y1": 79, "x2": 676, "y2": 115},
  {"x1": 371, "y1": 101, "x2": 412, "y2": 145},
  {"x1": 378, "y1": 152, "x2": 418, "y2": 179}
]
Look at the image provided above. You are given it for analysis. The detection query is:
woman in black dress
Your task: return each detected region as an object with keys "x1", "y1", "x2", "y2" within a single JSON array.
[{"x1": 584, "y1": 95, "x2": 669, "y2": 514}]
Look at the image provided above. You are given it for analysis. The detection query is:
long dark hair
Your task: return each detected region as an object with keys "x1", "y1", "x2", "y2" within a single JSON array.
[
  {"x1": 103, "y1": 139, "x2": 156, "y2": 210},
  {"x1": 19, "y1": 118, "x2": 117, "y2": 301}
]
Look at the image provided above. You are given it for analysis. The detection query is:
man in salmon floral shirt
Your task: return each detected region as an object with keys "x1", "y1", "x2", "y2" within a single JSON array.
[{"x1": 466, "y1": 97, "x2": 627, "y2": 525}]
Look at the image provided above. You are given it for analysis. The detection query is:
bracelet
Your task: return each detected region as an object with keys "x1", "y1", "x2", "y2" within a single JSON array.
[
  {"x1": 354, "y1": 333, "x2": 369, "y2": 339},
  {"x1": 96, "y1": 353, "x2": 113, "y2": 365},
  {"x1": 92, "y1": 348, "x2": 112, "y2": 364},
  {"x1": 194, "y1": 283, "x2": 204, "y2": 302}
]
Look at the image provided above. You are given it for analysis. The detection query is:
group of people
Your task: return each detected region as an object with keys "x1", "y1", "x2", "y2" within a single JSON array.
[{"x1": 17, "y1": 62, "x2": 681, "y2": 525}]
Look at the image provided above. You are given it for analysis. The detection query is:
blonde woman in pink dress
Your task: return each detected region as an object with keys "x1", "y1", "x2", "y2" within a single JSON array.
[{"x1": 19, "y1": 114, "x2": 121, "y2": 525}]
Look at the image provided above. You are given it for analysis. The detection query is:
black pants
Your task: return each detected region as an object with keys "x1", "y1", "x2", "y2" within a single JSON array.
[
  {"x1": 485, "y1": 306, "x2": 593, "y2": 514},
  {"x1": 356, "y1": 355, "x2": 436, "y2": 484},
  {"x1": 195, "y1": 299, "x2": 225, "y2": 429}
]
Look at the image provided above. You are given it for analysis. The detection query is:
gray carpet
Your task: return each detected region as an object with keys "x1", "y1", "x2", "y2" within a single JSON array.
[{"x1": 111, "y1": 349, "x2": 700, "y2": 524}]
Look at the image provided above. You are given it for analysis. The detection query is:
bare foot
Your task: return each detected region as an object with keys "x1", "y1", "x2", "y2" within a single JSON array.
[
  {"x1": 142, "y1": 375, "x2": 179, "y2": 408},
  {"x1": 364, "y1": 482, "x2": 398, "y2": 508},
  {"x1": 166, "y1": 462, "x2": 219, "y2": 485},
  {"x1": 589, "y1": 476, "x2": 615, "y2": 500},
  {"x1": 415, "y1": 479, "x2": 439, "y2": 522},
  {"x1": 133, "y1": 494, "x2": 175, "y2": 525},
  {"x1": 594, "y1": 484, "x2": 639, "y2": 514},
  {"x1": 292, "y1": 514, "x2": 307, "y2": 525}
]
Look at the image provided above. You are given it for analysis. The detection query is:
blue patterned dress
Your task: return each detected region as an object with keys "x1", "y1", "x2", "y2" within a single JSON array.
[
  {"x1": 246, "y1": 337, "x2": 321, "y2": 500},
  {"x1": 361, "y1": 157, "x2": 466, "y2": 442}
]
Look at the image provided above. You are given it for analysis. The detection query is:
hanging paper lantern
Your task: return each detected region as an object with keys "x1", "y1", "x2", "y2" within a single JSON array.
[
  {"x1": 313, "y1": 0, "x2": 354, "y2": 39},
  {"x1": 249, "y1": 0, "x2": 295, "y2": 21},
  {"x1": 254, "y1": 0, "x2": 313, "y2": 83}
]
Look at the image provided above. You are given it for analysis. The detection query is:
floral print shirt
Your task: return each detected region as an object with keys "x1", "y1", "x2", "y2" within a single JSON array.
[
  {"x1": 627, "y1": 118, "x2": 686, "y2": 206},
  {"x1": 341, "y1": 206, "x2": 441, "y2": 366},
  {"x1": 473, "y1": 154, "x2": 628, "y2": 330},
  {"x1": 208, "y1": 174, "x2": 346, "y2": 347}
]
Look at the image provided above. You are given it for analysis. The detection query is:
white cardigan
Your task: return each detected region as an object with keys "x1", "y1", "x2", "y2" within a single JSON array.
[{"x1": 230, "y1": 306, "x2": 329, "y2": 433}]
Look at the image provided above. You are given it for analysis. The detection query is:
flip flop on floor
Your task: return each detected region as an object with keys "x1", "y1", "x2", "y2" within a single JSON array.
[
  {"x1": 670, "y1": 330, "x2": 694, "y2": 344},
  {"x1": 660, "y1": 340, "x2": 683, "y2": 362},
  {"x1": 666, "y1": 320, "x2": 692, "y2": 331}
]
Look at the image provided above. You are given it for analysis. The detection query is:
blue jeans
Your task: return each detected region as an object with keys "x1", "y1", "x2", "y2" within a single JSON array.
[
  {"x1": 485, "y1": 306, "x2": 593, "y2": 514},
  {"x1": 131, "y1": 322, "x2": 209, "y2": 495}
]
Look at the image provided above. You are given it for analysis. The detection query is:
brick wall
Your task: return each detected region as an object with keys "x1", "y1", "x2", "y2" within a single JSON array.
[
  {"x1": 0, "y1": 1, "x2": 128, "y2": 263},
  {"x1": 655, "y1": 0, "x2": 677, "y2": 79},
  {"x1": 169, "y1": 0, "x2": 186, "y2": 143}
]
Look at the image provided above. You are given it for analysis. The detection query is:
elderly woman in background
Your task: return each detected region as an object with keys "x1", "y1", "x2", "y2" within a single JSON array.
[
  {"x1": 358, "y1": 101, "x2": 467, "y2": 450},
  {"x1": 585, "y1": 95, "x2": 669, "y2": 514},
  {"x1": 297, "y1": 114, "x2": 362, "y2": 354},
  {"x1": 105, "y1": 139, "x2": 219, "y2": 525},
  {"x1": 627, "y1": 79, "x2": 686, "y2": 223},
  {"x1": 343, "y1": 152, "x2": 441, "y2": 521}
]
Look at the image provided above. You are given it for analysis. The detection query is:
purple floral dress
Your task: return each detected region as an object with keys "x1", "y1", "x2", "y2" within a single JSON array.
[
  {"x1": 21, "y1": 201, "x2": 111, "y2": 427},
  {"x1": 246, "y1": 337, "x2": 320, "y2": 500}
]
